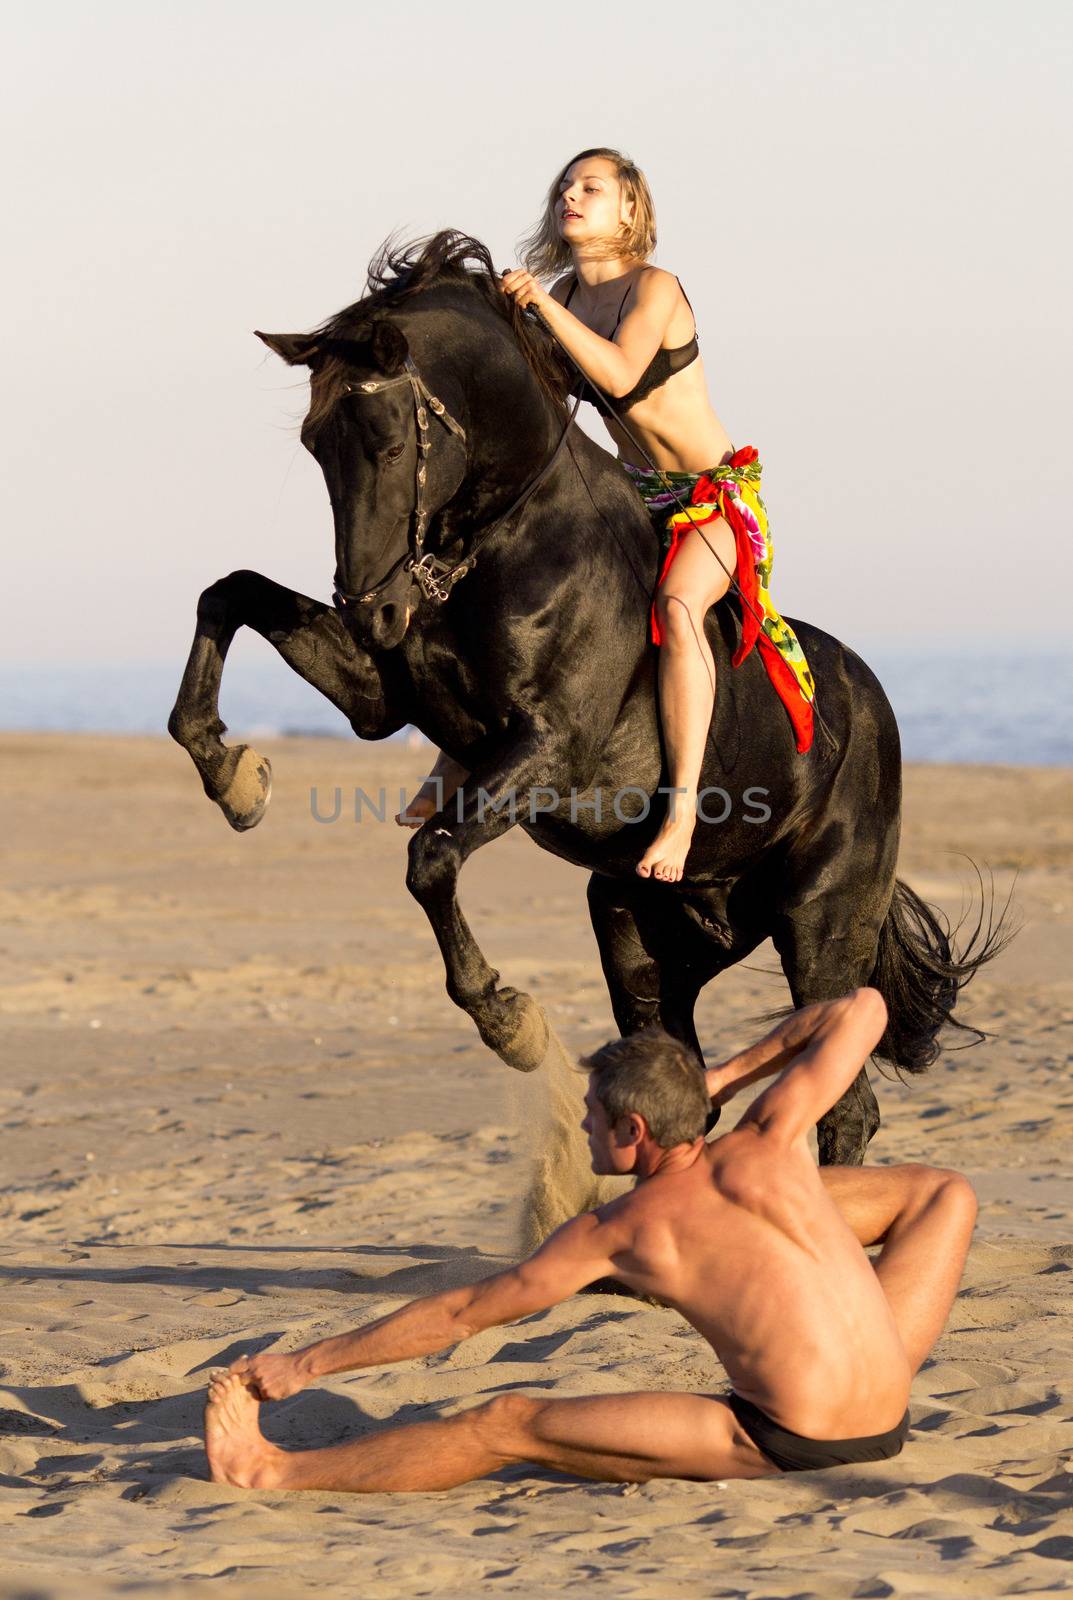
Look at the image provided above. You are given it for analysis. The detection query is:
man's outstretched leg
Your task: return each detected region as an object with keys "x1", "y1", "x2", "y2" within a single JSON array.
[
  {"x1": 204, "y1": 1375, "x2": 771, "y2": 1493},
  {"x1": 205, "y1": 1373, "x2": 515, "y2": 1492},
  {"x1": 820, "y1": 1164, "x2": 978, "y2": 1374}
]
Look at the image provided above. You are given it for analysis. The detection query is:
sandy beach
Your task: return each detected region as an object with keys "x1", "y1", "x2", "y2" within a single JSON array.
[{"x1": 1, "y1": 731, "x2": 1071, "y2": 1598}]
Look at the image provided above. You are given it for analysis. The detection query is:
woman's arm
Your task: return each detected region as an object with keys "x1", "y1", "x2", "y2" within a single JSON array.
[{"x1": 501, "y1": 266, "x2": 680, "y2": 398}]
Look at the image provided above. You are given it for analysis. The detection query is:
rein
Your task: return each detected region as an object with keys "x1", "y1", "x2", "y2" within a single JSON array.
[{"x1": 333, "y1": 353, "x2": 581, "y2": 611}]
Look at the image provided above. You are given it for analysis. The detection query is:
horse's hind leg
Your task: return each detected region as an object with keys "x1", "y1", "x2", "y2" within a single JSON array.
[
  {"x1": 588, "y1": 874, "x2": 747, "y2": 1140},
  {"x1": 169, "y1": 569, "x2": 402, "y2": 830},
  {"x1": 586, "y1": 874, "x2": 713, "y2": 1059},
  {"x1": 586, "y1": 874, "x2": 663, "y2": 1036}
]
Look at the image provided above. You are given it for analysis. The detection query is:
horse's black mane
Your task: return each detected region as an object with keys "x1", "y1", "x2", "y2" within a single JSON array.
[{"x1": 306, "y1": 231, "x2": 569, "y2": 432}]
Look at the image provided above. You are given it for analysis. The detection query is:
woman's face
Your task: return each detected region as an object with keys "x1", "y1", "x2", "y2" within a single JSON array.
[{"x1": 556, "y1": 157, "x2": 633, "y2": 251}]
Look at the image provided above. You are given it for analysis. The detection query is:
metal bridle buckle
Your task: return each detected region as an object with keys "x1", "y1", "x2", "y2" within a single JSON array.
[{"x1": 411, "y1": 554, "x2": 452, "y2": 603}]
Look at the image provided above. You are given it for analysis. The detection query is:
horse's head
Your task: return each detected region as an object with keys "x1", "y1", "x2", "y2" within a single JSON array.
[
  {"x1": 256, "y1": 316, "x2": 469, "y2": 651},
  {"x1": 257, "y1": 231, "x2": 569, "y2": 652}
]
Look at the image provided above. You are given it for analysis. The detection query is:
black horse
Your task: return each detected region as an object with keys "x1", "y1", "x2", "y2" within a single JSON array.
[{"x1": 170, "y1": 232, "x2": 1002, "y2": 1164}]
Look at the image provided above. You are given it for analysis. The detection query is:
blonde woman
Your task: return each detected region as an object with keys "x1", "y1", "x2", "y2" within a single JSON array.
[{"x1": 398, "y1": 148, "x2": 815, "y2": 884}]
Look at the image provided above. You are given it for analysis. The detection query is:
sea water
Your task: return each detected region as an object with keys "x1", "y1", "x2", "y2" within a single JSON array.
[{"x1": 0, "y1": 650, "x2": 1069, "y2": 766}]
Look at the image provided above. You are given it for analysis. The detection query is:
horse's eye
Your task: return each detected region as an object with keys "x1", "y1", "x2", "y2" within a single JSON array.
[{"x1": 385, "y1": 442, "x2": 406, "y2": 462}]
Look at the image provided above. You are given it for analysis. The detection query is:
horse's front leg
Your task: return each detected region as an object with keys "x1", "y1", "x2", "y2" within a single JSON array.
[
  {"x1": 169, "y1": 568, "x2": 404, "y2": 830},
  {"x1": 405, "y1": 727, "x2": 562, "y2": 1072}
]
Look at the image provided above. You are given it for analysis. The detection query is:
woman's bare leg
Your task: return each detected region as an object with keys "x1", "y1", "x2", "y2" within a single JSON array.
[
  {"x1": 204, "y1": 1376, "x2": 771, "y2": 1493},
  {"x1": 637, "y1": 518, "x2": 736, "y2": 884},
  {"x1": 396, "y1": 750, "x2": 469, "y2": 828},
  {"x1": 820, "y1": 1164, "x2": 978, "y2": 1375}
]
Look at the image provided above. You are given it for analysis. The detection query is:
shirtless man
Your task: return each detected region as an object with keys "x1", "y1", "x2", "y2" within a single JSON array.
[{"x1": 204, "y1": 988, "x2": 976, "y2": 1489}]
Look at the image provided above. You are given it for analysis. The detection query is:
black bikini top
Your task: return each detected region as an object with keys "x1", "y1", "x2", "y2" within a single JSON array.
[{"x1": 564, "y1": 270, "x2": 699, "y2": 417}]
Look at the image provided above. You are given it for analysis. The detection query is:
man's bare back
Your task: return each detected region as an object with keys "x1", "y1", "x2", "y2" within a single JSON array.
[
  {"x1": 593, "y1": 1122, "x2": 911, "y2": 1439},
  {"x1": 204, "y1": 990, "x2": 977, "y2": 1491}
]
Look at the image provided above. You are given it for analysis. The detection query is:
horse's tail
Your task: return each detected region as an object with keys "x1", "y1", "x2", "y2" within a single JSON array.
[{"x1": 869, "y1": 868, "x2": 1016, "y2": 1074}]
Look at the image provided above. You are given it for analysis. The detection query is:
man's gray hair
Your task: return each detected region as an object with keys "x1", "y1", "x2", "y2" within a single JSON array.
[{"x1": 581, "y1": 1027, "x2": 709, "y2": 1148}]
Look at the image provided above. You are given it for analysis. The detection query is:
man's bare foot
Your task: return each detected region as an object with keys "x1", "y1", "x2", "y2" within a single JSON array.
[
  {"x1": 205, "y1": 1373, "x2": 285, "y2": 1489},
  {"x1": 636, "y1": 807, "x2": 696, "y2": 884}
]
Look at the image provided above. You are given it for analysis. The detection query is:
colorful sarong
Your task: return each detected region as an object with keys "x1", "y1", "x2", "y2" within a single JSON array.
[{"x1": 624, "y1": 448, "x2": 816, "y2": 754}]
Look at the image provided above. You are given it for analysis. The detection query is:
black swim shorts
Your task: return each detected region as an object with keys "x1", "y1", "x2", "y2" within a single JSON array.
[{"x1": 728, "y1": 1392, "x2": 910, "y2": 1473}]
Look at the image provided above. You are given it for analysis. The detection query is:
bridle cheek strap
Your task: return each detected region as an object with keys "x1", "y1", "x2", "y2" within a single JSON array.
[{"x1": 333, "y1": 358, "x2": 468, "y2": 608}]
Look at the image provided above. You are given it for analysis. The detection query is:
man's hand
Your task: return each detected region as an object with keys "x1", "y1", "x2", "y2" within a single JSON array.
[
  {"x1": 500, "y1": 268, "x2": 550, "y2": 313},
  {"x1": 230, "y1": 1347, "x2": 313, "y2": 1401}
]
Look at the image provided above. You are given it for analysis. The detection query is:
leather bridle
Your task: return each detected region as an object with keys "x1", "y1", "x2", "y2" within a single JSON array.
[{"x1": 332, "y1": 353, "x2": 581, "y2": 613}]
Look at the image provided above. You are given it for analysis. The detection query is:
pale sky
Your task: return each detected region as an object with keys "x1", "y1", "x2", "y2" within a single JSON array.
[{"x1": 4, "y1": 0, "x2": 1070, "y2": 667}]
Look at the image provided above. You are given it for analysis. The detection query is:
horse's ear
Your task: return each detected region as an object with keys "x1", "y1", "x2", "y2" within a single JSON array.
[
  {"x1": 255, "y1": 331, "x2": 321, "y2": 367},
  {"x1": 370, "y1": 320, "x2": 409, "y2": 375}
]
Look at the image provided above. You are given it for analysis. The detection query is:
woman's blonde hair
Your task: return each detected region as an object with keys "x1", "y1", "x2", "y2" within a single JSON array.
[{"x1": 519, "y1": 148, "x2": 657, "y2": 280}]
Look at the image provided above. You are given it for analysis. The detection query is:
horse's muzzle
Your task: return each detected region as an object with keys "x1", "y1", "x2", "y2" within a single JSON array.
[{"x1": 333, "y1": 588, "x2": 411, "y2": 651}]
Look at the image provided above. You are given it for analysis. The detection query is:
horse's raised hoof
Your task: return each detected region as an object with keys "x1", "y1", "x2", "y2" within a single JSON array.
[
  {"x1": 480, "y1": 985, "x2": 549, "y2": 1073},
  {"x1": 217, "y1": 745, "x2": 273, "y2": 832}
]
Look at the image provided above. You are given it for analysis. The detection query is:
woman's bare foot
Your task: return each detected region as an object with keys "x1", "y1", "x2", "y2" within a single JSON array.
[
  {"x1": 205, "y1": 1373, "x2": 285, "y2": 1488},
  {"x1": 395, "y1": 785, "x2": 440, "y2": 828},
  {"x1": 395, "y1": 755, "x2": 470, "y2": 828},
  {"x1": 636, "y1": 801, "x2": 697, "y2": 883}
]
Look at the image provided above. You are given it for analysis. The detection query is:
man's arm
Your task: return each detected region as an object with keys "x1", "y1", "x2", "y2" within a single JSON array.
[
  {"x1": 231, "y1": 1211, "x2": 618, "y2": 1400},
  {"x1": 706, "y1": 989, "x2": 888, "y2": 1142}
]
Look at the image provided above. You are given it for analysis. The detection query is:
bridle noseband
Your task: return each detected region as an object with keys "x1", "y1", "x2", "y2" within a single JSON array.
[{"x1": 332, "y1": 352, "x2": 581, "y2": 614}]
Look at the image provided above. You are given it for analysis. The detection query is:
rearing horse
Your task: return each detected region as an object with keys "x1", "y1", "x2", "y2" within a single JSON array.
[{"x1": 170, "y1": 232, "x2": 1002, "y2": 1164}]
